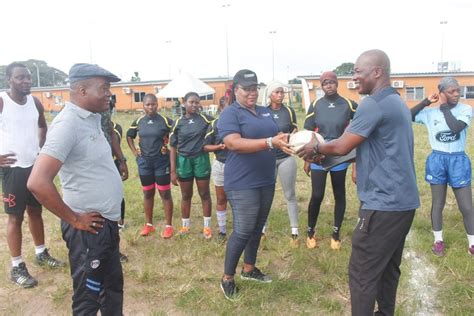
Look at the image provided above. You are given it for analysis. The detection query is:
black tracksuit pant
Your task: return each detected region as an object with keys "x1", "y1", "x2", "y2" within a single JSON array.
[
  {"x1": 349, "y1": 209, "x2": 415, "y2": 316},
  {"x1": 61, "y1": 218, "x2": 123, "y2": 316}
]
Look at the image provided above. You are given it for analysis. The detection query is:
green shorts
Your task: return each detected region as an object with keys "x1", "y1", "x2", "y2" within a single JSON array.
[{"x1": 177, "y1": 152, "x2": 211, "y2": 180}]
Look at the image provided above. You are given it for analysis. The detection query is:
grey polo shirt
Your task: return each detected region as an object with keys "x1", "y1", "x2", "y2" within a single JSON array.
[
  {"x1": 41, "y1": 102, "x2": 123, "y2": 221},
  {"x1": 347, "y1": 87, "x2": 420, "y2": 211}
]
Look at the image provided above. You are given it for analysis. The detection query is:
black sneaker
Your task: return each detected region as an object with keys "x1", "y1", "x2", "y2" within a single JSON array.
[
  {"x1": 217, "y1": 232, "x2": 227, "y2": 242},
  {"x1": 11, "y1": 262, "x2": 38, "y2": 288},
  {"x1": 36, "y1": 249, "x2": 65, "y2": 268},
  {"x1": 240, "y1": 267, "x2": 272, "y2": 283},
  {"x1": 220, "y1": 278, "x2": 238, "y2": 301},
  {"x1": 120, "y1": 253, "x2": 128, "y2": 263}
]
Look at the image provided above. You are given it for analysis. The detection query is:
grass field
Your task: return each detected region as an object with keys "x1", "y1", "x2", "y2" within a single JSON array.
[{"x1": 0, "y1": 107, "x2": 473, "y2": 315}]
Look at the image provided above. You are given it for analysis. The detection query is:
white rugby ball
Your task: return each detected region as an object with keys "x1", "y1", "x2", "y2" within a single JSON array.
[{"x1": 289, "y1": 130, "x2": 325, "y2": 152}]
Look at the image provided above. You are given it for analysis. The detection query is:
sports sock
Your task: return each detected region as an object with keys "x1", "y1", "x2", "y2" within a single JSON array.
[
  {"x1": 433, "y1": 230, "x2": 443, "y2": 242},
  {"x1": 216, "y1": 210, "x2": 227, "y2": 233},
  {"x1": 35, "y1": 244, "x2": 46, "y2": 255},
  {"x1": 291, "y1": 227, "x2": 299, "y2": 236},
  {"x1": 332, "y1": 226, "x2": 340, "y2": 241},
  {"x1": 307, "y1": 227, "x2": 315, "y2": 238},
  {"x1": 146, "y1": 223, "x2": 153, "y2": 227},
  {"x1": 12, "y1": 256, "x2": 23, "y2": 267},
  {"x1": 467, "y1": 234, "x2": 474, "y2": 247},
  {"x1": 182, "y1": 218, "x2": 190, "y2": 228},
  {"x1": 203, "y1": 216, "x2": 211, "y2": 228}
]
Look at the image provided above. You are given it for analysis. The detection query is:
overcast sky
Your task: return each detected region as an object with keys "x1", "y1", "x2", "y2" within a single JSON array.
[{"x1": 1, "y1": 0, "x2": 473, "y2": 83}]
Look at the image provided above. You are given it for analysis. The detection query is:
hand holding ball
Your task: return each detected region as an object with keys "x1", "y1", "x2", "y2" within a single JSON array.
[{"x1": 289, "y1": 131, "x2": 324, "y2": 152}]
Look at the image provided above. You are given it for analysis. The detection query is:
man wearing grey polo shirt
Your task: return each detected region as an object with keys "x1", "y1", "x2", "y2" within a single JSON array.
[
  {"x1": 298, "y1": 50, "x2": 420, "y2": 315},
  {"x1": 28, "y1": 63, "x2": 124, "y2": 315}
]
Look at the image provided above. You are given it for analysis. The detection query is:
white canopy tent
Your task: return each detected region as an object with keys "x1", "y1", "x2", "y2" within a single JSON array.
[{"x1": 157, "y1": 72, "x2": 215, "y2": 98}]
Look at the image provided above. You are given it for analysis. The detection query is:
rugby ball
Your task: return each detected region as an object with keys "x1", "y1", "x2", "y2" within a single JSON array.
[{"x1": 289, "y1": 131, "x2": 325, "y2": 152}]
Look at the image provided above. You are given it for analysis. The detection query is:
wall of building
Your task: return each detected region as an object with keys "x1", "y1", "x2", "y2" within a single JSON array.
[
  {"x1": 299, "y1": 72, "x2": 474, "y2": 108},
  {"x1": 29, "y1": 79, "x2": 233, "y2": 112}
]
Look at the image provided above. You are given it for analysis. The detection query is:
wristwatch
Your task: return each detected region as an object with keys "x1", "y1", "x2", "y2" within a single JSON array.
[
  {"x1": 266, "y1": 137, "x2": 274, "y2": 149},
  {"x1": 119, "y1": 157, "x2": 127, "y2": 163}
]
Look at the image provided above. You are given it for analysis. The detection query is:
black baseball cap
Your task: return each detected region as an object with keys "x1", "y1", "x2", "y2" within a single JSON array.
[
  {"x1": 69, "y1": 63, "x2": 121, "y2": 84},
  {"x1": 233, "y1": 69, "x2": 258, "y2": 87}
]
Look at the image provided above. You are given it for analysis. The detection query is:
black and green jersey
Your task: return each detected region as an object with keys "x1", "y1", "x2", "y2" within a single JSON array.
[
  {"x1": 170, "y1": 113, "x2": 213, "y2": 158},
  {"x1": 267, "y1": 104, "x2": 297, "y2": 159},
  {"x1": 126, "y1": 114, "x2": 173, "y2": 158},
  {"x1": 204, "y1": 118, "x2": 227, "y2": 163},
  {"x1": 304, "y1": 94, "x2": 357, "y2": 141}
]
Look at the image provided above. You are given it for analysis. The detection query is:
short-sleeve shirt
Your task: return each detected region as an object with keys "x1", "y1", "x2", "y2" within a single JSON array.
[
  {"x1": 415, "y1": 103, "x2": 472, "y2": 153},
  {"x1": 204, "y1": 118, "x2": 228, "y2": 163},
  {"x1": 304, "y1": 94, "x2": 357, "y2": 140},
  {"x1": 347, "y1": 87, "x2": 420, "y2": 212},
  {"x1": 40, "y1": 102, "x2": 123, "y2": 221},
  {"x1": 126, "y1": 114, "x2": 173, "y2": 158},
  {"x1": 169, "y1": 113, "x2": 213, "y2": 158},
  {"x1": 267, "y1": 105, "x2": 297, "y2": 159},
  {"x1": 217, "y1": 102, "x2": 280, "y2": 191}
]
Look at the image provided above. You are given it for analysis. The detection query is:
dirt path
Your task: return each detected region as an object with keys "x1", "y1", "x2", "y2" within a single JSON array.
[{"x1": 403, "y1": 232, "x2": 441, "y2": 315}]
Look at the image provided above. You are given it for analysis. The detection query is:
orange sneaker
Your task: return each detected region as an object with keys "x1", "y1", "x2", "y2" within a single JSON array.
[
  {"x1": 179, "y1": 226, "x2": 190, "y2": 236},
  {"x1": 203, "y1": 227, "x2": 212, "y2": 239},
  {"x1": 161, "y1": 226, "x2": 174, "y2": 239},
  {"x1": 140, "y1": 224, "x2": 155, "y2": 236}
]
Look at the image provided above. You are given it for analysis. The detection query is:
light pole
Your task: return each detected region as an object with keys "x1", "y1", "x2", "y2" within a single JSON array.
[
  {"x1": 269, "y1": 30, "x2": 276, "y2": 80},
  {"x1": 32, "y1": 62, "x2": 40, "y2": 87},
  {"x1": 440, "y1": 21, "x2": 448, "y2": 67},
  {"x1": 165, "y1": 40, "x2": 172, "y2": 79},
  {"x1": 222, "y1": 4, "x2": 231, "y2": 78}
]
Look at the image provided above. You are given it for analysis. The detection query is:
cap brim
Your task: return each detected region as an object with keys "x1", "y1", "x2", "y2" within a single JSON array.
[{"x1": 239, "y1": 82, "x2": 259, "y2": 88}]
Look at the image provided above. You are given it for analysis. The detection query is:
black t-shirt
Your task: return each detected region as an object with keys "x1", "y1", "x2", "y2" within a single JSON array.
[
  {"x1": 113, "y1": 122, "x2": 123, "y2": 141},
  {"x1": 170, "y1": 113, "x2": 213, "y2": 158},
  {"x1": 267, "y1": 104, "x2": 297, "y2": 159},
  {"x1": 304, "y1": 94, "x2": 358, "y2": 140},
  {"x1": 126, "y1": 114, "x2": 174, "y2": 158},
  {"x1": 204, "y1": 118, "x2": 228, "y2": 163}
]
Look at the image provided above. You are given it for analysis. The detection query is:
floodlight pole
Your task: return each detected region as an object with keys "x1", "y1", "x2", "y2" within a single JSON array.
[
  {"x1": 222, "y1": 4, "x2": 231, "y2": 78},
  {"x1": 32, "y1": 62, "x2": 40, "y2": 87},
  {"x1": 440, "y1": 20, "x2": 448, "y2": 65},
  {"x1": 269, "y1": 30, "x2": 276, "y2": 80}
]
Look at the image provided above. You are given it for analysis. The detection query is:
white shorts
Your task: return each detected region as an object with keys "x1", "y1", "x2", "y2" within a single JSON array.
[{"x1": 211, "y1": 160, "x2": 225, "y2": 187}]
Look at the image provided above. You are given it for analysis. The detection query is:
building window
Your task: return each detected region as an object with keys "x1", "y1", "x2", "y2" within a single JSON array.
[
  {"x1": 462, "y1": 86, "x2": 474, "y2": 99},
  {"x1": 166, "y1": 97, "x2": 179, "y2": 102},
  {"x1": 54, "y1": 96, "x2": 63, "y2": 106},
  {"x1": 315, "y1": 89, "x2": 324, "y2": 100},
  {"x1": 406, "y1": 87, "x2": 424, "y2": 101},
  {"x1": 199, "y1": 94, "x2": 214, "y2": 101},
  {"x1": 134, "y1": 92, "x2": 146, "y2": 103}
]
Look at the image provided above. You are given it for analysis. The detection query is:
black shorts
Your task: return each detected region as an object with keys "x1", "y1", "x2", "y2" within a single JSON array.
[{"x1": 2, "y1": 166, "x2": 41, "y2": 215}]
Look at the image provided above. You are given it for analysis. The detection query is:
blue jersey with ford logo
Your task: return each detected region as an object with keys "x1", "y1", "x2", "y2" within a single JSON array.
[{"x1": 415, "y1": 103, "x2": 472, "y2": 153}]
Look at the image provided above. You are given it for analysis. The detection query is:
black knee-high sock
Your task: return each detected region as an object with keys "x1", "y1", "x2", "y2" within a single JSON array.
[
  {"x1": 307, "y1": 169, "x2": 328, "y2": 236},
  {"x1": 330, "y1": 169, "x2": 347, "y2": 240}
]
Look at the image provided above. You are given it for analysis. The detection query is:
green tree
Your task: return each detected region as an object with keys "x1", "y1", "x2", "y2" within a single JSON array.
[
  {"x1": 333, "y1": 62, "x2": 354, "y2": 76},
  {"x1": 130, "y1": 71, "x2": 141, "y2": 82},
  {"x1": 0, "y1": 59, "x2": 67, "y2": 89},
  {"x1": 288, "y1": 78, "x2": 301, "y2": 84}
]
